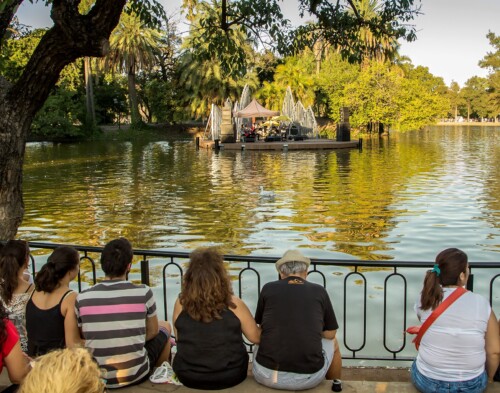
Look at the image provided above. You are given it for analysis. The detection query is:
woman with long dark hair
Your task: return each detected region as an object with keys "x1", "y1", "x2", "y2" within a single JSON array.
[
  {"x1": 0, "y1": 301, "x2": 30, "y2": 386},
  {"x1": 172, "y1": 248, "x2": 260, "y2": 389},
  {"x1": 411, "y1": 248, "x2": 500, "y2": 393},
  {"x1": 25, "y1": 246, "x2": 82, "y2": 356},
  {"x1": 0, "y1": 240, "x2": 33, "y2": 353}
]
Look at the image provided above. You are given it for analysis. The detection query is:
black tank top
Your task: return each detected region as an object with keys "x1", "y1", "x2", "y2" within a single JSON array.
[
  {"x1": 173, "y1": 308, "x2": 248, "y2": 389},
  {"x1": 26, "y1": 290, "x2": 73, "y2": 357}
]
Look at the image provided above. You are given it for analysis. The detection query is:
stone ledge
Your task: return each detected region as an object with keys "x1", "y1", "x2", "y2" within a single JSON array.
[{"x1": 3, "y1": 368, "x2": 500, "y2": 392}]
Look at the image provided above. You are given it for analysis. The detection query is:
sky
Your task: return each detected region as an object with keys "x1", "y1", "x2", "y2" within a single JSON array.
[{"x1": 14, "y1": 0, "x2": 500, "y2": 87}]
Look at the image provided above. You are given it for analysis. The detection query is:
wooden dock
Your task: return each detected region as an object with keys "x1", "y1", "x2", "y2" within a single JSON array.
[{"x1": 198, "y1": 139, "x2": 360, "y2": 151}]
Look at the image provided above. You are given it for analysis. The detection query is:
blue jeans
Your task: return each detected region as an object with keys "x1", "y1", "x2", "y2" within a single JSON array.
[{"x1": 411, "y1": 361, "x2": 488, "y2": 393}]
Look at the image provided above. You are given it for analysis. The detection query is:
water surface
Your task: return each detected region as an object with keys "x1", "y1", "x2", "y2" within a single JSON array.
[{"x1": 19, "y1": 126, "x2": 500, "y2": 262}]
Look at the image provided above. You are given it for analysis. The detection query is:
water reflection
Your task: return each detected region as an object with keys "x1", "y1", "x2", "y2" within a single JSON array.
[{"x1": 19, "y1": 126, "x2": 500, "y2": 261}]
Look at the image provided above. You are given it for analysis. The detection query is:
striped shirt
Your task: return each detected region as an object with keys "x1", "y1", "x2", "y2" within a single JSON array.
[{"x1": 75, "y1": 280, "x2": 157, "y2": 388}]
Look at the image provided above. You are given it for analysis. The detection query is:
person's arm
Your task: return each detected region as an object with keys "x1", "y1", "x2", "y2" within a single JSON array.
[
  {"x1": 172, "y1": 298, "x2": 182, "y2": 340},
  {"x1": 62, "y1": 292, "x2": 83, "y2": 348},
  {"x1": 231, "y1": 296, "x2": 261, "y2": 344},
  {"x1": 4, "y1": 341, "x2": 30, "y2": 384},
  {"x1": 145, "y1": 314, "x2": 159, "y2": 341},
  {"x1": 485, "y1": 311, "x2": 500, "y2": 380},
  {"x1": 322, "y1": 330, "x2": 337, "y2": 340}
]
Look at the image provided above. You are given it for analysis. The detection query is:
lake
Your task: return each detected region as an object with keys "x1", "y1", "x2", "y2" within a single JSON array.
[
  {"x1": 18, "y1": 125, "x2": 499, "y2": 263},
  {"x1": 18, "y1": 126, "x2": 500, "y2": 261}
]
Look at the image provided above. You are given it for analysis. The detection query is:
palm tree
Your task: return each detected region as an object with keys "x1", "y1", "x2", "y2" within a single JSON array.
[
  {"x1": 105, "y1": 12, "x2": 162, "y2": 125},
  {"x1": 348, "y1": 0, "x2": 399, "y2": 63},
  {"x1": 177, "y1": 2, "x2": 258, "y2": 119}
]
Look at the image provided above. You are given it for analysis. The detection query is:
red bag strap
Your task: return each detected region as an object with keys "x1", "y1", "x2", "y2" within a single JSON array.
[{"x1": 413, "y1": 287, "x2": 467, "y2": 350}]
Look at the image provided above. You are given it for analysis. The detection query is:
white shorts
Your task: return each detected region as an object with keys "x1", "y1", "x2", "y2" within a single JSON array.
[{"x1": 252, "y1": 338, "x2": 334, "y2": 390}]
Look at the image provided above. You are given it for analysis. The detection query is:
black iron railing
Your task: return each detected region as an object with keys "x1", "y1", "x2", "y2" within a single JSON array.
[{"x1": 26, "y1": 242, "x2": 500, "y2": 364}]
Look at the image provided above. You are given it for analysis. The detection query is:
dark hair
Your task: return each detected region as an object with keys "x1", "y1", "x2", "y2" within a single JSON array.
[
  {"x1": 100, "y1": 238, "x2": 133, "y2": 278},
  {"x1": 0, "y1": 302, "x2": 8, "y2": 348},
  {"x1": 179, "y1": 247, "x2": 235, "y2": 323},
  {"x1": 35, "y1": 247, "x2": 80, "y2": 293},
  {"x1": 420, "y1": 248, "x2": 468, "y2": 310},
  {"x1": 0, "y1": 240, "x2": 29, "y2": 304}
]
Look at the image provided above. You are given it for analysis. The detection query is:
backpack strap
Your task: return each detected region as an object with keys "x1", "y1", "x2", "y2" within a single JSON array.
[{"x1": 414, "y1": 286, "x2": 467, "y2": 350}]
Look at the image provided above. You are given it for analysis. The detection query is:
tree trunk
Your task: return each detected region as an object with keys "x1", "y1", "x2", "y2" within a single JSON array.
[
  {"x1": 127, "y1": 69, "x2": 141, "y2": 125},
  {"x1": 0, "y1": 0, "x2": 126, "y2": 239},
  {"x1": 84, "y1": 57, "x2": 96, "y2": 127}
]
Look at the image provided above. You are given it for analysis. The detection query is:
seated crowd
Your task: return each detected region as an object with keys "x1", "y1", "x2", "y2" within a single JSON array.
[{"x1": 0, "y1": 240, "x2": 499, "y2": 393}]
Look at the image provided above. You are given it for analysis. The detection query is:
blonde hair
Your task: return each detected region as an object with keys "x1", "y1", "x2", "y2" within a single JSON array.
[{"x1": 19, "y1": 348, "x2": 105, "y2": 393}]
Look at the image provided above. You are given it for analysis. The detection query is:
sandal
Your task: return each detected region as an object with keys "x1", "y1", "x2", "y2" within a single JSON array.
[{"x1": 149, "y1": 361, "x2": 182, "y2": 385}]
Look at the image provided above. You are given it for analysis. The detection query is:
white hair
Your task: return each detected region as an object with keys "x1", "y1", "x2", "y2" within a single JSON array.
[{"x1": 279, "y1": 261, "x2": 308, "y2": 276}]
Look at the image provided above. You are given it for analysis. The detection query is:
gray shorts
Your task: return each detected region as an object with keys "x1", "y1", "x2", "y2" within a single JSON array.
[{"x1": 252, "y1": 338, "x2": 335, "y2": 390}]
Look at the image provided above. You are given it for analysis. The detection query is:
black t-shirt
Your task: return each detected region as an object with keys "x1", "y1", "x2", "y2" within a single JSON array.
[{"x1": 255, "y1": 276, "x2": 338, "y2": 374}]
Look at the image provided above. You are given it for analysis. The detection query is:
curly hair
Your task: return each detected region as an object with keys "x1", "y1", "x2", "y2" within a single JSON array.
[
  {"x1": 19, "y1": 348, "x2": 105, "y2": 393},
  {"x1": 179, "y1": 247, "x2": 235, "y2": 323}
]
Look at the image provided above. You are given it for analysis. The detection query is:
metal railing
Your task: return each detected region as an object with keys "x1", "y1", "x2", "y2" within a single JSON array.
[{"x1": 26, "y1": 242, "x2": 500, "y2": 364}]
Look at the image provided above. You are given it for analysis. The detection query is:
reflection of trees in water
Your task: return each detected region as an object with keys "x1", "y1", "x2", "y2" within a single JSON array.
[{"x1": 20, "y1": 127, "x2": 500, "y2": 260}]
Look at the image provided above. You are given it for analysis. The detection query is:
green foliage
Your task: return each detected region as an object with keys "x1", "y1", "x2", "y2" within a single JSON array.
[
  {"x1": 479, "y1": 31, "x2": 500, "y2": 117},
  {"x1": 31, "y1": 88, "x2": 87, "y2": 138},
  {"x1": 0, "y1": 28, "x2": 45, "y2": 82},
  {"x1": 93, "y1": 80, "x2": 128, "y2": 125},
  {"x1": 316, "y1": 53, "x2": 360, "y2": 122}
]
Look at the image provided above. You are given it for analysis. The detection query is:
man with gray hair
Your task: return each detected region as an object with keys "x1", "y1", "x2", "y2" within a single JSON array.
[{"x1": 253, "y1": 249, "x2": 342, "y2": 392}]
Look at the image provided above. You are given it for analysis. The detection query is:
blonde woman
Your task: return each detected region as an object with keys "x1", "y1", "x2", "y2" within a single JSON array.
[{"x1": 19, "y1": 348, "x2": 105, "y2": 393}]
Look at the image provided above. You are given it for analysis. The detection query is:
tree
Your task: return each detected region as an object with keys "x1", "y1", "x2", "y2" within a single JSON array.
[
  {"x1": 0, "y1": 0, "x2": 420, "y2": 239},
  {"x1": 479, "y1": 31, "x2": 500, "y2": 120},
  {"x1": 177, "y1": 3, "x2": 258, "y2": 119},
  {"x1": 183, "y1": 0, "x2": 420, "y2": 75},
  {"x1": 447, "y1": 81, "x2": 462, "y2": 121},
  {"x1": 0, "y1": 0, "x2": 167, "y2": 239},
  {"x1": 460, "y1": 76, "x2": 490, "y2": 120},
  {"x1": 104, "y1": 12, "x2": 162, "y2": 125},
  {"x1": 347, "y1": 0, "x2": 400, "y2": 63}
]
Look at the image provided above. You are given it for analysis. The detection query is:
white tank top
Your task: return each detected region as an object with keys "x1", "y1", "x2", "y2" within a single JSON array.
[{"x1": 415, "y1": 287, "x2": 491, "y2": 381}]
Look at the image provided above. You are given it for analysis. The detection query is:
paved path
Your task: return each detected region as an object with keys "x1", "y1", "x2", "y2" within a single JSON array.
[{"x1": 3, "y1": 367, "x2": 500, "y2": 392}]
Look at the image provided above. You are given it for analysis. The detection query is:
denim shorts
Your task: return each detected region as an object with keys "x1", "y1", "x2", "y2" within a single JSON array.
[
  {"x1": 252, "y1": 338, "x2": 334, "y2": 390},
  {"x1": 411, "y1": 361, "x2": 488, "y2": 393}
]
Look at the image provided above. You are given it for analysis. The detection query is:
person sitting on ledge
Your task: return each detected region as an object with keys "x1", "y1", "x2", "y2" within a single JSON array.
[
  {"x1": 172, "y1": 247, "x2": 260, "y2": 390},
  {"x1": 75, "y1": 238, "x2": 171, "y2": 389},
  {"x1": 0, "y1": 240, "x2": 34, "y2": 354},
  {"x1": 252, "y1": 249, "x2": 343, "y2": 392},
  {"x1": 25, "y1": 246, "x2": 82, "y2": 357},
  {"x1": 19, "y1": 347, "x2": 105, "y2": 393},
  {"x1": 411, "y1": 248, "x2": 500, "y2": 393},
  {"x1": 0, "y1": 302, "x2": 30, "y2": 391}
]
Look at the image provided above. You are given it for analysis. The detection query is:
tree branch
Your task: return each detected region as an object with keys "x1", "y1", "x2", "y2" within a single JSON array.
[
  {"x1": 5, "y1": 0, "x2": 127, "y2": 122},
  {"x1": 0, "y1": 0, "x2": 23, "y2": 50}
]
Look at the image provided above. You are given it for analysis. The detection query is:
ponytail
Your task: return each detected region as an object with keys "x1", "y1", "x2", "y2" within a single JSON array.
[
  {"x1": 420, "y1": 248, "x2": 468, "y2": 310},
  {"x1": 35, "y1": 247, "x2": 79, "y2": 293},
  {"x1": 0, "y1": 240, "x2": 29, "y2": 304},
  {"x1": 420, "y1": 268, "x2": 443, "y2": 310}
]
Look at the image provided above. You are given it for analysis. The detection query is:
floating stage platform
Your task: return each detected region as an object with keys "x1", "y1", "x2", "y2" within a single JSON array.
[{"x1": 198, "y1": 139, "x2": 361, "y2": 151}]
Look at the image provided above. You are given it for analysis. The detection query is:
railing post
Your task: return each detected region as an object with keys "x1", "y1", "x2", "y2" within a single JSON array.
[
  {"x1": 195, "y1": 137, "x2": 200, "y2": 149},
  {"x1": 140, "y1": 257, "x2": 150, "y2": 286}
]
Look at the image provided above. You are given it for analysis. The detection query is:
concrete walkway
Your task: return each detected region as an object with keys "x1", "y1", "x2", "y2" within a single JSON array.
[{"x1": 3, "y1": 367, "x2": 500, "y2": 392}]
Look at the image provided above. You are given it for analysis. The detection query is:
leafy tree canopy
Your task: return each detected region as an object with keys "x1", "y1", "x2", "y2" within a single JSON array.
[{"x1": 182, "y1": 0, "x2": 421, "y2": 76}]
